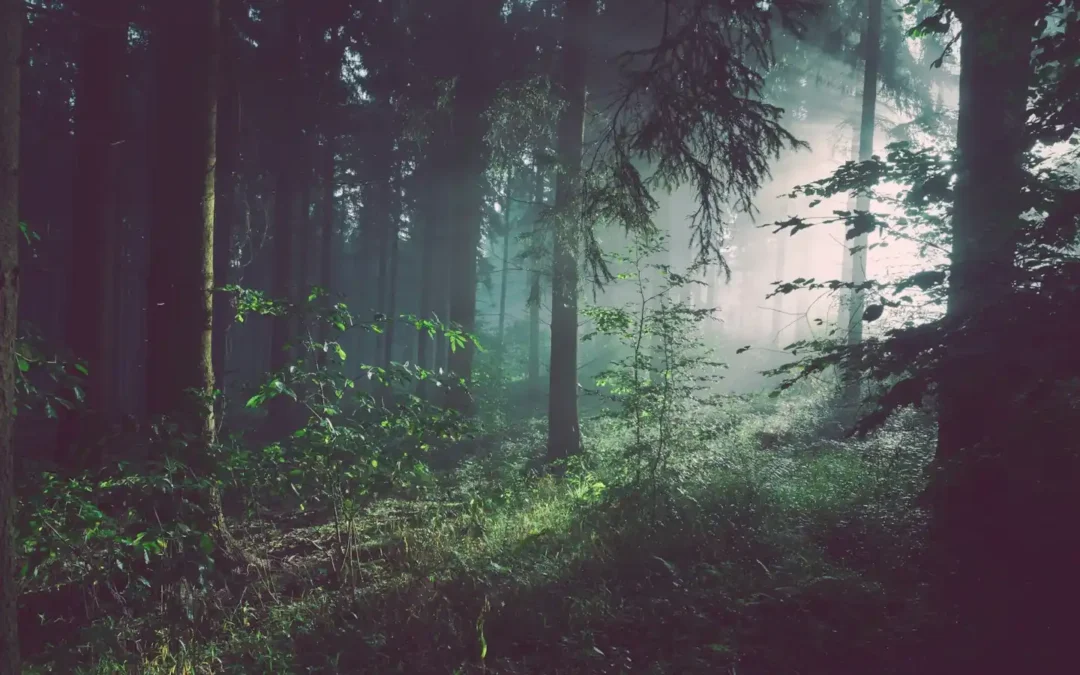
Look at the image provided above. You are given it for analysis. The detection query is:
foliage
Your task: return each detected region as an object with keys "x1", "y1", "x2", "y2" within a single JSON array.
[{"x1": 582, "y1": 232, "x2": 725, "y2": 494}]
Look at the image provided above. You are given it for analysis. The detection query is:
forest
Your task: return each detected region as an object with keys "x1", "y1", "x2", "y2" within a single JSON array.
[{"x1": 0, "y1": 0, "x2": 1078, "y2": 672}]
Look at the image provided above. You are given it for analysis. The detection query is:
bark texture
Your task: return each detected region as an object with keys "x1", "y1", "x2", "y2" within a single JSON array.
[{"x1": 0, "y1": 0, "x2": 21, "y2": 669}]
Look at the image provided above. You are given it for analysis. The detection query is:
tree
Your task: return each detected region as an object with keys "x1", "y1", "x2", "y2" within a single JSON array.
[
  {"x1": 0, "y1": 0, "x2": 20, "y2": 669},
  {"x1": 66, "y1": 0, "x2": 131, "y2": 423},
  {"x1": 213, "y1": 0, "x2": 243, "y2": 402},
  {"x1": 928, "y1": 1, "x2": 1050, "y2": 671},
  {"x1": 840, "y1": 0, "x2": 881, "y2": 409},
  {"x1": 547, "y1": 0, "x2": 591, "y2": 461},
  {"x1": 145, "y1": 0, "x2": 220, "y2": 441}
]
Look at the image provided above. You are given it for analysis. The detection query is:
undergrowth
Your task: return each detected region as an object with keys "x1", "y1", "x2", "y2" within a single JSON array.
[{"x1": 21, "y1": 389, "x2": 934, "y2": 675}]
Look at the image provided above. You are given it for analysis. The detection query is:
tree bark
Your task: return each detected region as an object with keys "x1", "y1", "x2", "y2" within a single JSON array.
[
  {"x1": 146, "y1": 0, "x2": 219, "y2": 443},
  {"x1": 547, "y1": 0, "x2": 591, "y2": 462},
  {"x1": 0, "y1": 0, "x2": 21, "y2": 668}
]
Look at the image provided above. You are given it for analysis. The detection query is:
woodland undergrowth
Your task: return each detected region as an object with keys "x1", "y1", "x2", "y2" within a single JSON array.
[{"x1": 17, "y1": 385, "x2": 935, "y2": 675}]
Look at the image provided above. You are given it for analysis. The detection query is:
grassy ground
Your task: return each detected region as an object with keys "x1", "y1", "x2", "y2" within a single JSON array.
[{"x1": 25, "y1": 391, "x2": 936, "y2": 674}]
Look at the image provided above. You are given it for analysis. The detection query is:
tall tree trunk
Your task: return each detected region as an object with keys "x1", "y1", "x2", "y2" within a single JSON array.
[
  {"x1": 416, "y1": 172, "x2": 440, "y2": 398},
  {"x1": 930, "y1": 3, "x2": 1039, "y2": 672},
  {"x1": 317, "y1": 136, "x2": 335, "y2": 366},
  {"x1": 771, "y1": 235, "x2": 787, "y2": 346},
  {"x1": 146, "y1": 0, "x2": 219, "y2": 443},
  {"x1": 67, "y1": 0, "x2": 130, "y2": 417},
  {"x1": 496, "y1": 172, "x2": 514, "y2": 379},
  {"x1": 547, "y1": 0, "x2": 591, "y2": 462},
  {"x1": 373, "y1": 193, "x2": 389, "y2": 368},
  {"x1": 269, "y1": 1, "x2": 301, "y2": 378},
  {"x1": 213, "y1": 6, "x2": 240, "y2": 407},
  {"x1": 840, "y1": 0, "x2": 880, "y2": 409},
  {"x1": 528, "y1": 163, "x2": 544, "y2": 390},
  {"x1": 382, "y1": 204, "x2": 400, "y2": 371},
  {"x1": 0, "y1": 0, "x2": 21, "y2": 668}
]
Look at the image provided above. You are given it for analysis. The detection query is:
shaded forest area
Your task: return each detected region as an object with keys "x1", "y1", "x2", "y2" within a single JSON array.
[{"x1": 0, "y1": 0, "x2": 1078, "y2": 672}]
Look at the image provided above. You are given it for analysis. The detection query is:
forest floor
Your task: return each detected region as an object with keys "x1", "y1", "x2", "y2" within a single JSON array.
[{"x1": 25, "y1": 390, "x2": 937, "y2": 674}]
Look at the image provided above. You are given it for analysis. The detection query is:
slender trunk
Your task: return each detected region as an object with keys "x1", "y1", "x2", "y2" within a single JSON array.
[
  {"x1": 547, "y1": 0, "x2": 591, "y2": 462},
  {"x1": 67, "y1": 0, "x2": 129, "y2": 419},
  {"x1": 771, "y1": 235, "x2": 787, "y2": 346},
  {"x1": 837, "y1": 0, "x2": 880, "y2": 412},
  {"x1": 416, "y1": 173, "x2": 439, "y2": 398},
  {"x1": 146, "y1": 0, "x2": 219, "y2": 443},
  {"x1": 317, "y1": 136, "x2": 335, "y2": 365},
  {"x1": 374, "y1": 194, "x2": 389, "y2": 367},
  {"x1": 528, "y1": 163, "x2": 544, "y2": 390},
  {"x1": 848, "y1": 0, "x2": 880, "y2": 347},
  {"x1": 383, "y1": 208, "x2": 400, "y2": 371},
  {"x1": 269, "y1": 1, "x2": 300, "y2": 376},
  {"x1": 0, "y1": 0, "x2": 21, "y2": 667},
  {"x1": 213, "y1": 9, "x2": 240, "y2": 404},
  {"x1": 496, "y1": 172, "x2": 513, "y2": 379}
]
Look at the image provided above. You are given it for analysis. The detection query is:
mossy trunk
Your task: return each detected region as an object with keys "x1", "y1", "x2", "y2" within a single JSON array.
[{"x1": 146, "y1": 0, "x2": 219, "y2": 442}]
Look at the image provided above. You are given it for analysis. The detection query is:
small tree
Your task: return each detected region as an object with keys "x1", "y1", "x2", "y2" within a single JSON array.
[{"x1": 583, "y1": 232, "x2": 724, "y2": 499}]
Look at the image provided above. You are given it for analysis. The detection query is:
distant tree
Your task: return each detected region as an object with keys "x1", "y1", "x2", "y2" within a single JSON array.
[
  {"x1": 65, "y1": 0, "x2": 132, "y2": 424},
  {"x1": 0, "y1": 0, "x2": 21, "y2": 669}
]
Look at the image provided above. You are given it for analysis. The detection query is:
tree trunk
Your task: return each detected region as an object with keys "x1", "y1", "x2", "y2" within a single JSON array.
[
  {"x1": 213, "y1": 6, "x2": 240, "y2": 406},
  {"x1": 383, "y1": 203, "x2": 400, "y2": 371},
  {"x1": 771, "y1": 235, "x2": 787, "y2": 346},
  {"x1": 496, "y1": 172, "x2": 513, "y2": 379},
  {"x1": 547, "y1": 0, "x2": 591, "y2": 462},
  {"x1": 930, "y1": 3, "x2": 1039, "y2": 672},
  {"x1": 416, "y1": 172, "x2": 440, "y2": 398},
  {"x1": 528, "y1": 163, "x2": 544, "y2": 390},
  {"x1": 317, "y1": 136, "x2": 335, "y2": 366},
  {"x1": 67, "y1": 0, "x2": 130, "y2": 419},
  {"x1": 146, "y1": 0, "x2": 219, "y2": 443},
  {"x1": 840, "y1": 0, "x2": 880, "y2": 410},
  {"x1": 0, "y1": 0, "x2": 21, "y2": 668},
  {"x1": 269, "y1": 1, "x2": 301, "y2": 377}
]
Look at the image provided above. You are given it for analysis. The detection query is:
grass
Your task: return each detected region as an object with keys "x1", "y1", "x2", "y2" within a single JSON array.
[{"x1": 25, "y1": 389, "x2": 936, "y2": 674}]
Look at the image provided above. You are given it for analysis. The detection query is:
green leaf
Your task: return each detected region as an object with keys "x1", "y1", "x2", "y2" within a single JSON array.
[
  {"x1": 334, "y1": 344, "x2": 347, "y2": 362},
  {"x1": 199, "y1": 533, "x2": 215, "y2": 556},
  {"x1": 74, "y1": 363, "x2": 89, "y2": 376},
  {"x1": 16, "y1": 355, "x2": 29, "y2": 373}
]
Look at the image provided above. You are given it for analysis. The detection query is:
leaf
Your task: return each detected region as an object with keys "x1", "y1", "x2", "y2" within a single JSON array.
[
  {"x1": 736, "y1": 346, "x2": 752, "y2": 355},
  {"x1": 16, "y1": 355, "x2": 29, "y2": 373},
  {"x1": 74, "y1": 363, "x2": 89, "y2": 376},
  {"x1": 199, "y1": 533, "x2": 215, "y2": 556},
  {"x1": 862, "y1": 304, "x2": 885, "y2": 322},
  {"x1": 334, "y1": 344, "x2": 347, "y2": 362}
]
